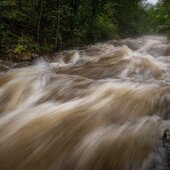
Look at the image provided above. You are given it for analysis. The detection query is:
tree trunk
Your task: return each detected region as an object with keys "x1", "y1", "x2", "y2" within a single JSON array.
[
  {"x1": 55, "y1": 4, "x2": 62, "y2": 51},
  {"x1": 37, "y1": 0, "x2": 44, "y2": 42},
  {"x1": 70, "y1": 0, "x2": 80, "y2": 37},
  {"x1": 89, "y1": 0, "x2": 99, "y2": 41}
]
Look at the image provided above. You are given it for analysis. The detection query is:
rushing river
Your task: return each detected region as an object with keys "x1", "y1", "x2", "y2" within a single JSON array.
[{"x1": 0, "y1": 35, "x2": 170, "y2": 170}]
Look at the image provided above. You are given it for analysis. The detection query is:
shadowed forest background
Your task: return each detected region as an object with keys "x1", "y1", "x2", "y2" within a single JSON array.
[{"x1": 0, "y1": 0, "x2": 170, "y2": 59}]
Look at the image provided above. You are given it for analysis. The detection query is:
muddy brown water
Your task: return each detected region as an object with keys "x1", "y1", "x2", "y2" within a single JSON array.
[{"x1": 0, "y1": 35, "x2": 170, "y2": 170}]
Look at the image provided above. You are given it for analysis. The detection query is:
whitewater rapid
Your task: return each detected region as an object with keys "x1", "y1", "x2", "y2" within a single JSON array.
[{"x1": 0, "y1": 35, "x2": 170, "y2": 170}]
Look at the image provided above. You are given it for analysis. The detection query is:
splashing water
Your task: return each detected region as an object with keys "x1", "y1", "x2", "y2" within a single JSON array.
[{"x1": 0, "y1": 35, "x2": 170, "y2": 170}]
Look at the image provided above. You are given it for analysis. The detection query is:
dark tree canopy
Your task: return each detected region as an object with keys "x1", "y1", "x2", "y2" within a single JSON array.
[{"x1": 0, "y1": 0, "x2": 170, "y2": 58}]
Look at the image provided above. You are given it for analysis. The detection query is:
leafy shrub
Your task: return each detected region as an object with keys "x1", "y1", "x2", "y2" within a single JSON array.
[{"x1": 93, "y1": 14, "x2": 118, "y2": 40}]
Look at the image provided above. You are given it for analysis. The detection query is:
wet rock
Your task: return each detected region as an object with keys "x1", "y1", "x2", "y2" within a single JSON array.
[
  {"x1": 11, "y1": 62, "x2": 32, "y2": 68},
  {"x1": 10, "y1": 53, "x2": 39, "y2": 62},
  {"x1": 165, "y1": 45, "x2": 170, "y2": 56},
  {"x1": 0, "y1": 64, "x2": 9, "y2": 71}
]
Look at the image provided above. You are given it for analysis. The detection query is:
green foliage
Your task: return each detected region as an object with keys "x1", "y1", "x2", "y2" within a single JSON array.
[
  {"x1": 7, "y1": 35, "x2": 39, "y2": 61},
  {"x1": 14, "y1": 36, "x2": 40, "y2": 54},
  {"x1": 143, "y1": 0, "x2": 170, "y2": 35},
  {"x1": 2, "y1": 0, "x2": 170, "y2": 59},
  {"x1": 94, "y1": 14, "x2": 118, "y2": 40},
  {"x1": 14, "y1": 44, "x2": 25, "y2": 54}
]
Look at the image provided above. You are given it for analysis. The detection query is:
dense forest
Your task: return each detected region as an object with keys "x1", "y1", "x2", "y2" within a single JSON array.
[{"x1": 0, "y1": 0, "x2": 170, "y2": 59}]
